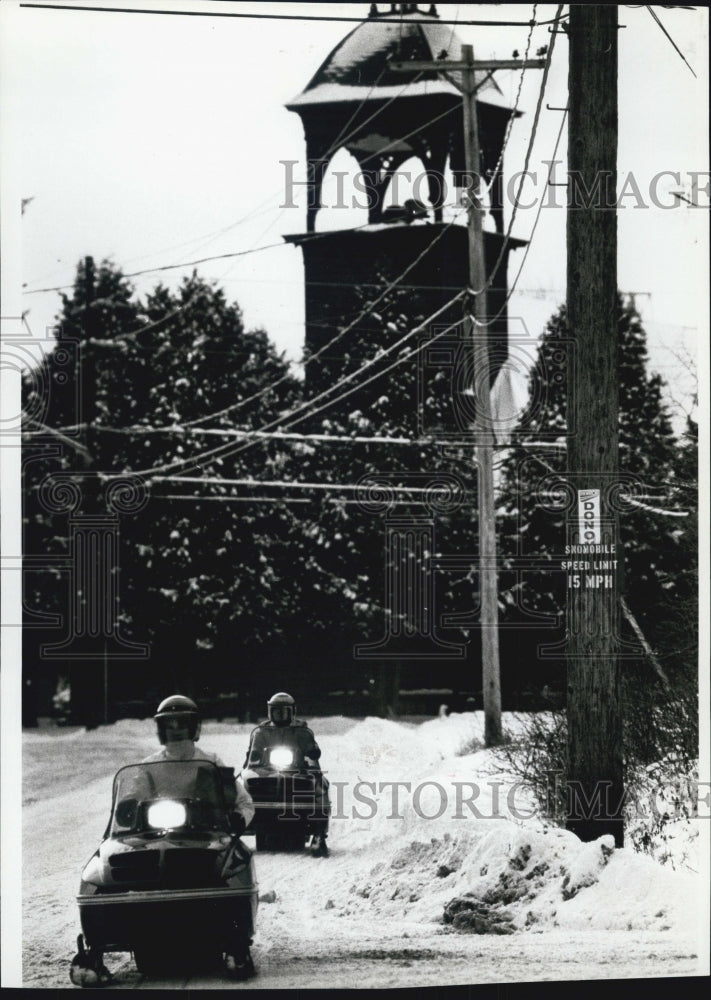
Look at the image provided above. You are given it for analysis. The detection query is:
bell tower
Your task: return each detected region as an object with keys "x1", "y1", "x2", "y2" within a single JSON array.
[{"x1": 284, "y1": 3, "x2": 526, "y2": 392}]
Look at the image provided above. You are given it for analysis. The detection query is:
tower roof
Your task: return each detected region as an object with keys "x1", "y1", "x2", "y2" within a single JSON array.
[{"x1": 287, "y1": 6, "x2": 510, "y2": 111}]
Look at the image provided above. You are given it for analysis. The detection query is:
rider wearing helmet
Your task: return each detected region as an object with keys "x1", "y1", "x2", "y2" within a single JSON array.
[
  {"x1": 243, "y1": 692, "x2": 329, "y2": 856},
  {"x1": 144, "y1": 695, "x2": 256, "y2": 978},
  {"x1": 245, "y1": 692, "x2": 322, "y2": 766},
  {"x1": 145, "y1": 694, "x2": 255, "y2": 828},
  {"x1": 151, "y1": 694, "x2": 202, "y2": 748},
  {"x1": 77, "y1": 696, "x2": 256, "y2": 984}
]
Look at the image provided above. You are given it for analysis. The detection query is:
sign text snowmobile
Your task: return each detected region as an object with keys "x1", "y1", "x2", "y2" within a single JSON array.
[{"x1": 70, "y1": 759, "x2": 258, "y2": 985}]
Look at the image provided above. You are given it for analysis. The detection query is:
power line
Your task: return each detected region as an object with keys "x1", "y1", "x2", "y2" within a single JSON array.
[
  {"x1": 154, "y1": 477, "x2": 685, "y2": 511},
  {"x1": 316, "y1": 65, "x2": 399, "y2": 168},
  {"x1": 623, "y1": 495, "x2": 689, "y2": 517},
  {"x1": 19, "y1": 4, "x2": 569, "y2": 28},
  {"x1": 472, "y1": 5, "x2": 562, "y2": 307},
  {"x1": 24, "y1": 191, "x2": 294, "y2": 291},
  {"x1": 482, "y1": 2, "x2": 538, "y2": 197},
  {"x1": 22, "y1": 55, "x2": 544, "y2": 427},
  {"x1": 22, "y1": 202, "x2": 371, "y2": 295},
  {"x1": 151, "y1": 475, "x2": 465, "y2": 495},
  {"x1": 105, "y1": 290, "x2": 465, "y2": 479},
  {"x1": 21, "y1": 413, "x2": 91, "y2": 459},
  {"x1": 152, "y1": 306, "x2": 465, "y2": 478},
  {"x1": 646, "y1": 5, "x2": 697, "y2": 77},
  {"x1": 182, "y1": 207, "x2": 467, "y2": 429},
  {"x1": 160, "y1": 493, "x2": 310, "y2": 505},
  {"x1": 22, "y1": 81, "x2": 475, "y2": 298},
  {"x1": 23, "y1": 237, "x2": 291, "y2": 295},
  {"x1": 24, "y1": 213, "x2": 472, "y2": 453},
  {"x1": 22, "y1": 20, "x2": 563, "y2": 473},
  {"x1": 209, "y1": 67, "x2": 431, "y2": 272},
  {"x1": 478, "y1": 101, "x2": 569, "y2": 330},
  {"x1": 94, "y1": 426, "x2": 441, "y2": 446},
  {"x1": 224, "y1": 312, "x2": 465, "y2": 456},
  {"x1": 158, "y1": 493, "x2": 428, "y2": 507},
  {"x1": 357, "y1": 102, "x2": 460, "y2": 170},
  {"x1": 34, "y1": 420, "x2": 577, "y2": 451},
  {"x1": 22, "y1": 67, "x2": 437, "y2": 295}
]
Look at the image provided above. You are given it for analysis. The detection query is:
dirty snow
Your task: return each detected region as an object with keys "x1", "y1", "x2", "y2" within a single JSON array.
[{"x1": 17, "y1": 712, "x2": 709, "y2": 989}]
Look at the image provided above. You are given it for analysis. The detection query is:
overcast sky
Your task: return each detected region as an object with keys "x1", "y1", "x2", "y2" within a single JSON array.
[{"x1": 1, "y1": 0, "x2": 708, "y2": 426}]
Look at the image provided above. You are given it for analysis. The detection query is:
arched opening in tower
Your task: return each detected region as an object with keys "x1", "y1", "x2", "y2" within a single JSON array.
[
  {"x1": 316, "y1": 148, "x2": 370, "y2": 233},
  {"x1": 381, "y1": 155, "x2": 434, "y2": 224}
]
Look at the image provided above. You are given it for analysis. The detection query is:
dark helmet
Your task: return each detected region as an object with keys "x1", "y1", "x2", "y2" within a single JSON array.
[
  {"x1": 267, "y1": 691, "x2": 295, "y2": 727},
  {"x1": 154, "y1": 694, "x2": 201, "y2": 744}
]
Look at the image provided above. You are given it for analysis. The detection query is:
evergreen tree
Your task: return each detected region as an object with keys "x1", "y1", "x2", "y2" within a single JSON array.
[
  {"x1": 497, "y1": 295, "x2": 694, "y2": 705},
  {"x1": 271, "y1": 271, "x2": 488, "y2": 710},
  {"x1": 22, "y1": 260, "x2": 305, "y2": 720}
]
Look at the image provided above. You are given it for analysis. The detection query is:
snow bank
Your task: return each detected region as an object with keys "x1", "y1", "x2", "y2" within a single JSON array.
[
  {"x1": 313, "y1": 715, "x2": 702, "y2": 937},
  {"x1": 23, "y1": 712, "x2": 703, "y2": 947}
]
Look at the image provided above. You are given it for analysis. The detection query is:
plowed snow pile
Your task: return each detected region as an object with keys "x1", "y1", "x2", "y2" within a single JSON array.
[
  {"x1": 306, "y1": 715, "x2": 701, "y2": 935},
  {"x1": 18, "y1": 711, "x2": 707, "y2": 988}
]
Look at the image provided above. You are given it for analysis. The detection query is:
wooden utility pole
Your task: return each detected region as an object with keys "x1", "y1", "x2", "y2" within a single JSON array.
[
  {"x1": 82, "y1": 255, "x2": 107, "y2": 728},
  {"x1": 566, "y1": 6, "x2": 623, "y2": 846},
  {"x1": 461, "y1": 43, "x2": 500, "y2": 748},
  {"x1": 392, "y1": 47, "x2": 544, "y2": 748}
]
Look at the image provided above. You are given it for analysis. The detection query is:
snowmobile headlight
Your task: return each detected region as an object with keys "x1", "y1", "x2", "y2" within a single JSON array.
[
  {"x1": 147, "y1": 800, "x2": 187, "y2": 829},
  {"x1": 269, "y1": 747, "x2": 293, "y2": 769}
]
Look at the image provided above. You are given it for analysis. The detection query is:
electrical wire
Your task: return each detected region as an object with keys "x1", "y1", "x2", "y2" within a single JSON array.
[
  {"x1": 482, "y1": 3, "x2": 538, "y2": 197},
  {"x1": 104, "y1": 289, "x2": 465, "y2": 479},
  {"x1": 21, "y1": 413, "x2": 91, "y2": 459},
  {"x1": 181, "y1": 310, "x2": 467, "y2": 472},
  {"x1": 158, "y1": 494, "x2": 429, "y2": 507},
  {"x1": 645, "y1": 5, "x2": 697, "y2": 77},
  {"x1": 25, "y1": 191, "x2": 296, "y2": 291},
  {"x1": 19, "y1": 4, "x2": 569, "y2": 28},
  {"x1": 151, "y1": 475, "x2": 464, "y2": 495},
  {"x1": 160, "y1": 494, "x2": 311, "y2": 504},
  {"x1": 24, "y1": 8, "x2": 563, "y2": 472},
  {"x1": 95, "y1": 426, "x2": 441, "y2": 445},
  {"x1": 251, "y1": 314, "x2": 463, "y2": 441},
  {"x1": 215, "y1": 65, "x2": 421, "y2": 270},
  {"x1": 314, "y1": 69, "x2": 428, "y2": 174},
  {"x1": 473, "y1": 101, "x2": 568, "y2": 331},
  {"x1": 84, "y1": 103, "x2": 571, "y2": 468},
  {"x1": 446, "y1": 3, "x2": 461, "y2": 56},
  {"x1": 357, "y1": 102, "x2": 460, "y2": 171},
  {"x1": 470, "y1": 3, "x2": 563, "y2": 309},
  {"x1": 623, "y1": 495, "x2": 689, "y2": 517},
  {"x1": 22, "y1": 34, "x2": 548, "y2": 394},
  {"x1": 227, "y1": 69, "x2": 415, "y2": 269},
  {"x1": 23, "y1": 238, "x2": 291, "y2": 295},
  {"x1": 22, "y1": 91, "x2": 470, "y2": 299},
  {"x1": 22, "y1": 67, "x2": 431, "y2": 296},
  {"x1": 181, "y1": 206, "x2": 467, "y2": 429}
]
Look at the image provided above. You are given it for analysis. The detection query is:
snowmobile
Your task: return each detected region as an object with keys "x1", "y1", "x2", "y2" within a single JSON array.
[
  {"x1": 70, "y1": 758, "x2": 258, "y2": 986},
  {"x1": 241, "y1": 729, "x2": 331, "y2": 855}
]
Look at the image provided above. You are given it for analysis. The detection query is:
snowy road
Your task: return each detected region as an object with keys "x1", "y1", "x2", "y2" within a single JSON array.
[{"x1": 21, "y1": 715, "x2": 707, "y2": 990}]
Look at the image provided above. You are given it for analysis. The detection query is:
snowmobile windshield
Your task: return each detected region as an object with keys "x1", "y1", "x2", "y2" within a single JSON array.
[{"x1": 108, "y1": 760, "x2": 231, "y2": 837}]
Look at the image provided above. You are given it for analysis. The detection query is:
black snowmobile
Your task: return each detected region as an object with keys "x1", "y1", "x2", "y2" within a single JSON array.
[
  {"x1": 241, "y1": 727, "x2": 331, "y2": 855},
  {"x1": 70, "y1": 758, "x2": 258, "y2": 986}
]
